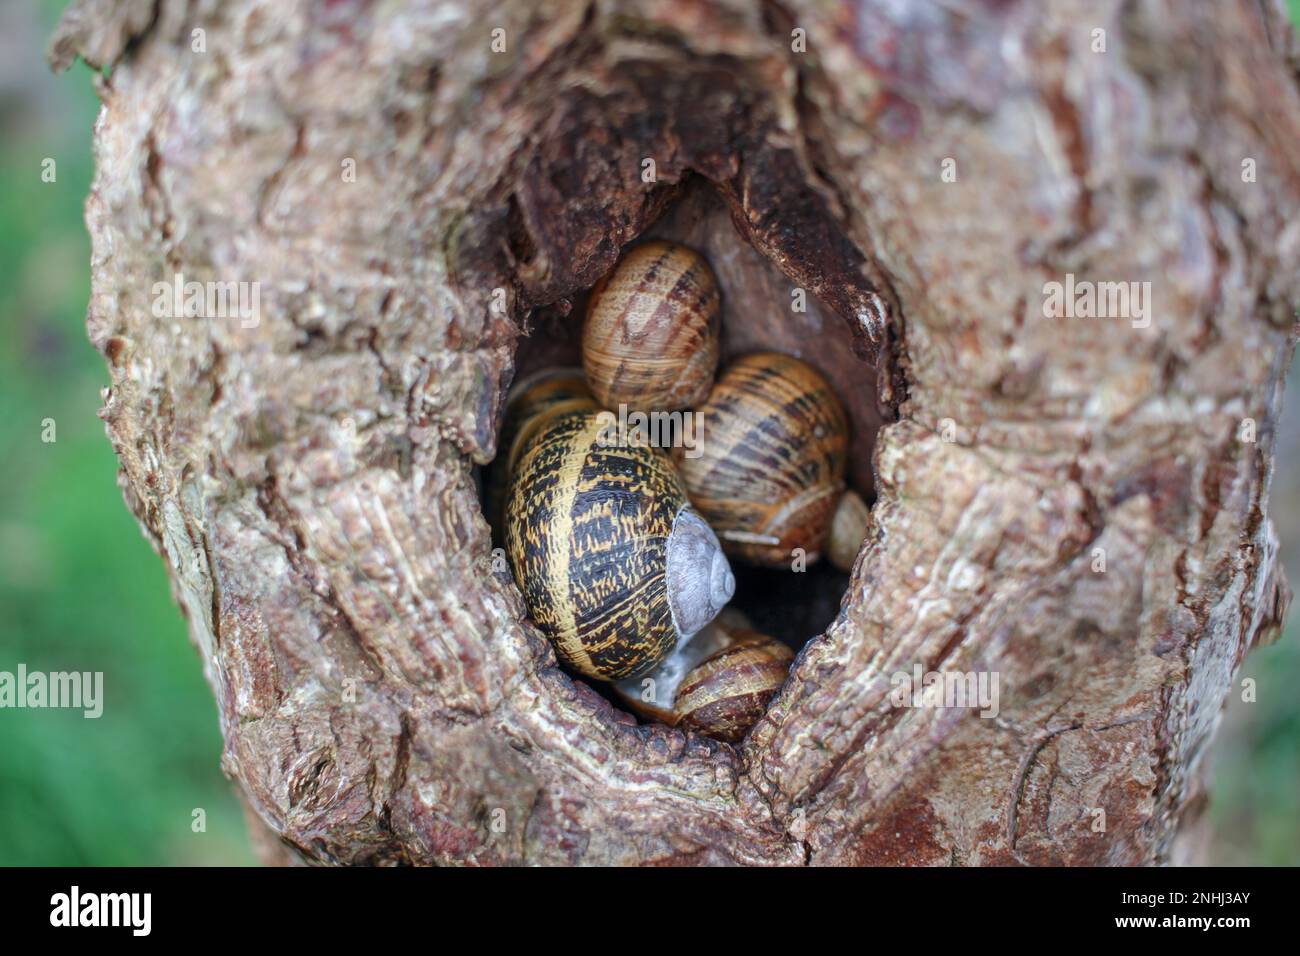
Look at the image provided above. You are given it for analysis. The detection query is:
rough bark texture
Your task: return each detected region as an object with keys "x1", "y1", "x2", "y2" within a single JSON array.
[{"x1": 52, "y1": 0, "x2": 1297, "y2": 865}]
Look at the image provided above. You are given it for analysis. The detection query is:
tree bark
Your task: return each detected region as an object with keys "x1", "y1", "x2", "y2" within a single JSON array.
[{"x1": 51, "y1": 0, "x2": 1297, "y2": 865}]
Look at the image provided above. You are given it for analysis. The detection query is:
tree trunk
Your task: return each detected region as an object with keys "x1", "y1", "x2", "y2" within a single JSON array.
[{"x1": 51, "y1": 0, "x2": 1297, "y2": 865}]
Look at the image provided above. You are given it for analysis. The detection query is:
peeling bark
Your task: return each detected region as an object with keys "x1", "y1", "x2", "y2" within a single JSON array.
[{"x1": 52, "y1": 0, "x2": 1297, "y2": 865}]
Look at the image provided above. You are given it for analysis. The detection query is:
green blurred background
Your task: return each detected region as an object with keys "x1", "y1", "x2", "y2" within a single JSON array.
[
  {"x1": 0, "y1": 1, "x2": 1296, "y2": 866},
  {"x1": 0, "y1": 0, "x2": 255, "y2": 865}
]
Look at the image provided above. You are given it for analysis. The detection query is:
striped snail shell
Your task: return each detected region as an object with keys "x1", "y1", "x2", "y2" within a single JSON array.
[
  {"x1": 673, "y1": 626, "x2": 794, "y2": 743},
  {"x1": 609, "y1": 608, "x2": 753, "y2": 723},
  {"x1": 486, "y1": 368, "x2": 596, "y2": 534},
  {"x1": 583, "y1": 240, "x2": 721, "y2": 413},
  {"x1": 505, "y1": 408, "x2": 736, "y2": 681},
  {"x1": 498, "y1": 367, "x2": 596, "y2": 476},
  {"x1": 677, "y1": 352, "x2": 850, "y2": 568}
]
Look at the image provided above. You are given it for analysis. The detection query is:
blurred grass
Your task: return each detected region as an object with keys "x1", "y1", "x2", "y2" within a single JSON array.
[
  {"x1": 0, "y1": 1, "x2": 254, "y2": 865},
  {"x1": 0, "y1": 0, "x2": 1295, "y2": 868},
  {"x1": 1208, "y1": 630, "x2": 1300, "y2": 866}
]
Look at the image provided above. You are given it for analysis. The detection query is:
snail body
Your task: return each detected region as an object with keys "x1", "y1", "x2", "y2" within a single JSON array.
[
  {"x1": 827, "y1": 489, "x2": 870, "y2": 573},
  {"x1": 583, "y1": 241, "x2": 721, "y2": 413},
  {"x1": 673, "y1": 627, "x2": 794, "y2": 743},
  {"x1": 677, "y1": 352, "x2": 849, "y2": 567},
  {"x1": 505, "y1": 408, "x2": 735, "y2": 681}
]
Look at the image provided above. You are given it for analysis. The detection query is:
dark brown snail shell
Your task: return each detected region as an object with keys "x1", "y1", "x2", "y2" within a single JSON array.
[{"x1": 673, "y1": 628, "x2": 794, "y2": 743}]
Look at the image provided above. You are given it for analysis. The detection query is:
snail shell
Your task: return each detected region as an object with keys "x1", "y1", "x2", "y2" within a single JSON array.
[
  {"x1": 827, "y1": 489, "x2": 870, "y2": 573},
  {"x1": 677, "y1": 352, "x2": 849, "y2": 567},
  {"x1": 610, "y1": 608, "x2": 755, "y2": 723},
  {"x1": 498, "y1": 367, "x2": 596, "y2": 476},
  {"x1": 583, "y1": 240, "x2": 721, "y2": 413},
  {"x1": 674, "y1": 628, "x2": 794, "y2": 743},
  {"x1": 486, "y1": 368, "x2": 596, "y2": 535},
  {"x1": 505, "y1": 408, "x2": 736, "y2": 681}
]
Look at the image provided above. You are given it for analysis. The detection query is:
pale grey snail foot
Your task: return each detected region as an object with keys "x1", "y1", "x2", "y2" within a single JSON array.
[{"x1": 665, "y1": 506, "x2": 736, "y2": 644}]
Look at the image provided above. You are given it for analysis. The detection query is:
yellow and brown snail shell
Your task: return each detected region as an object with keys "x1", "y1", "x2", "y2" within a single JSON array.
[
  {"x1": 505, "y1": 407, "x2": 735, "y2": 681},
  {"x1": 677, "y1": 351, "x2": 850, "y2": 568},
  {"x1": 673, "y1": 626, "x2": 794, "y2": 743},
  {"x1": 583, "y1": 240, "x2": 721, "y2": 413},
  {"x1": 499, "y1": 368, "x2": 596, "y2": 476},
  {"x1": 486, "y1": 367, "x2": 596, "y2": 534}
]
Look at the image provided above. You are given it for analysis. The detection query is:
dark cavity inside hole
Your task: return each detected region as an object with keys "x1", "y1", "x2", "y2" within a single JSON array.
[{"x1": 481, "y1": 178, "x2": 883, "y2": 657}]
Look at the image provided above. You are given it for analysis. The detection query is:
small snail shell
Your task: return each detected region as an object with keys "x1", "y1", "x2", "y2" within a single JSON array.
[
  {"x1": 505, "y1": 408, "x2": 736, "y2": 681},
  {"x1": 610, "y1": 608, "x2": 755, "y2": 723},
  {"x1": 674, "y1": 629, "x2": 794, "y2": 743},
  {"x1": 486, "y1": 368, "x2": 596, "y2": 534},
  {"x1": 827, "y1": 489, "x2": 870, "y2": 573},
  {"x1": 583, "y1": 241, "x2": 721, "y2": 412},
  {"x1": 677, "y1": 352, "x2": 849, "y2": 567}
]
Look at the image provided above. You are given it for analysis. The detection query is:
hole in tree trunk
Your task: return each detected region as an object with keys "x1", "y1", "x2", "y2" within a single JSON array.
[{"x1": 477, "y1": 176, "x2": 886, "y2": 728}]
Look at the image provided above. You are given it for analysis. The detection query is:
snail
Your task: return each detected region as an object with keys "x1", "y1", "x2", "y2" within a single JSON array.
[
  {"x1": 611, "y1": 609, "x2": 793, "y2": 743},
  {"x1": 583, "y1": 240, "x2": 721, "y2": 413},
  {"x1": 676, "y1": 351, "x2": 861, "y2": 569},
  {"x1": 486, "y1": 367, "x2": 596, "y2": 535},
  {"x1": 505, "y1": 407, "x2": 736, "y2": 681},
  {"x1": 827, "y1": 485, "x2": 870, "y2": 572},
  {"x1": 499, "y1": 367, "x2": 595, "y2": 471},
  {"x1": 674, "y1": 631, "x2": 793, "y2": 743},
  {"x1": 610, "y1": 609, "x2": 751, "y2": 723}
]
